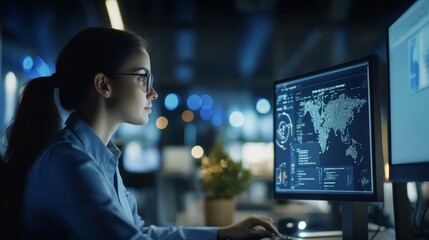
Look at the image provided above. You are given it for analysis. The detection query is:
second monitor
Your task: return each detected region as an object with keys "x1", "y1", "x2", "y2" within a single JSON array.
[{"x1": 272, "y1": 55, "x2": 384, "y2": 239}]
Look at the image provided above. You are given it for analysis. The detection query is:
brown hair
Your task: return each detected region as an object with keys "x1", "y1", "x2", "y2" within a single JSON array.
[{"x1": 4, "y1": 27, "x2": 147, "y2": 168}]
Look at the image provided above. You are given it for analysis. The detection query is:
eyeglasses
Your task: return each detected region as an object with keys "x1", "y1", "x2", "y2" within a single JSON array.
[{"x1": 115, "y1": 72, "x2": 154, "y2": 92}]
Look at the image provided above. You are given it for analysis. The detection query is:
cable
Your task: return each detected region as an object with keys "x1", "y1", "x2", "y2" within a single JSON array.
[
  {"x1": 411, "y1": 184, "x2": 429, "y2": 238},
  {"x1": 370, "y1": 202, "x2": 384, "y2": 240},
  {"x1": 418, "y1": 199, "x2": 429, "y2": 236},
  {"x1": 412, "y1": 188, "x2": 421, "y2": 236}
]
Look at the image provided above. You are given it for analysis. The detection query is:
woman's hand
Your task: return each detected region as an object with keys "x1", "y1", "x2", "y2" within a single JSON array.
[{"x1": 217, "y1": 215, "x2": 280, "y2": 240}]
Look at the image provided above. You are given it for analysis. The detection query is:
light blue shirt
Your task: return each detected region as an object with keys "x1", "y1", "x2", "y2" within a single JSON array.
[{"x1": 23, "y1": 113, "x2": 218, "y2": 239}]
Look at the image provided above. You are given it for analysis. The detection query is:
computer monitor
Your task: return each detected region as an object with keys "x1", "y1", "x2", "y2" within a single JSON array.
[
  {"x1": 117, "y1": 141, "x2": 160, "y2": 188},
  {"x1": 388, "y1": 0, "x2": 429, "y2": 182},
  {"x1": 387, "y1": 0, "x2": 429, "y2": 238},
  {"x1": 273, "y1": 55, "x2": 384, "y2": 239}
]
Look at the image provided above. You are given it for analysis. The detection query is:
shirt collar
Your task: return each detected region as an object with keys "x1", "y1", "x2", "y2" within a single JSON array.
[{"x1": 64, "y1": 112, "x2": 121, "y2": 167}]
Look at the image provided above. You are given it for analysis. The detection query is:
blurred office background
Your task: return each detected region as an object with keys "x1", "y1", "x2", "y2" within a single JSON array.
[{"x1": 0, "y1": 0, "x2": 408, "y2": 229}]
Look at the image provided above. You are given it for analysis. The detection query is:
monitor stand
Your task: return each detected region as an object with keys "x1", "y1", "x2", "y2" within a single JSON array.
[
  {"x1": 294, "y1": 202, "x2": 369, "y2": 239},
  {"x1": 342, "y1": 202, "x2": 368, "y2": 240},
  {"x1": 392, "y1": 182, "x2": 414, "y2": 239}
]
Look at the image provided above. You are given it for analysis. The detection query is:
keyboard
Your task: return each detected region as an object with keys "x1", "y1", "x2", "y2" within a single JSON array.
[{"x1": 271, "y1": 233, "x2": 292, "y2": 240}]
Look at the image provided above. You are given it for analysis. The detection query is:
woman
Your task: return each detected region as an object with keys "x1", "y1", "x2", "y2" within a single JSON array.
[{"x1": 2, "y1": 27, "x2": 279, "y2": 239}]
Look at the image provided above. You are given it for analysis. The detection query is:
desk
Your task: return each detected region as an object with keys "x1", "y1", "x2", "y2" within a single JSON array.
[
  {"x1": 289, "y1": 228, "x2": 395, "y2": 240},
  {"x1": 176, "y1": 200, "x2": 396, "y2": 240}
]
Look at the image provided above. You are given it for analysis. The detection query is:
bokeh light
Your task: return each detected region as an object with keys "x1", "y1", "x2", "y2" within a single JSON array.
[
  {"x1": 229, "y1": 111, "x2": 245, "y2": 127},
  {"x1": 182, "y1": 110, "x2": 194, "y2": 122},
  {"x1": 5, "y1": 72, "x2": 18, "y2": 124},
  {"x1": 256, "y1": 98, "x2": 271, "y2": 114},
  {"x1": 156, "y1": 116, "x2": 169, "y2": 129},
  {"x1": 34, "y1": 57, "x2": 51, "y2": 76},
  {"x1": 21, "y1": 55, "x2": 33, "y2": 71},
  {"x1": 191, "y1": 145, "x2": 204, "y2": 158},
  {"x1": 199, "y1": 107, "x2": 213, "y2": 121},
  {"x1": 201, "y1": 94, "x2": 213, "y2": 109},
  {"x1": 165, "y1": 93, "x2": 180, "y2": 110},
  {"x1": 187, "y1": 94, "x2": 201, "y2": 110}
]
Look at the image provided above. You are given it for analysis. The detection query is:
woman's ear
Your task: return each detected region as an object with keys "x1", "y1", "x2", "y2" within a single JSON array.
[{"x1": 94, "y1": 73, "x2": 112, "y2": 98}]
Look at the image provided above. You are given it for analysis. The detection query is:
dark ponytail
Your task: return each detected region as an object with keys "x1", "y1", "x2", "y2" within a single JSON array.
[
  {"x1": 4, "y1": 75, "x2": 61, "y2": 168},
  {"x1": 1, "y1": 76, "x2": 60, "y2": 239}
]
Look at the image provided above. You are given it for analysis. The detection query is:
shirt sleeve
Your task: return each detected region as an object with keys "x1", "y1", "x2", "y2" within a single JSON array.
[
  {"x1": 25, "y1": 144, "x2": 146, "y2": 239},
  {"x1": 142, "y1": 225, "x2": 219, "y2": 240},
  {"x1": 25, "y1": 143, "x2": 220, "y2": 240},
  {"x1": 122, "y1": 171, "x2": 220, "y2": 240}
]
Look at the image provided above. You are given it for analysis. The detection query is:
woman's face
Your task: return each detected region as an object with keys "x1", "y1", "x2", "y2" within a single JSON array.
[{"x1": 108, "y1": 48, "x2": 158, "y2": 125}]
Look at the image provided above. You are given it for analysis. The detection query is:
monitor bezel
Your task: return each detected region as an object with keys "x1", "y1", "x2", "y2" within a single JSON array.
[
  {"x1": 272, "y1": 55, "x2": 384, "y2": 202},
  {"x1": 387, "y1": 0, "x2": 429, "y2": 182}
]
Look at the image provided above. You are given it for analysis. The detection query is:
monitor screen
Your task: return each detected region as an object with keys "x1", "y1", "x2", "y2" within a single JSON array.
[
  {"x1": 388, "y1": 0, "x2": 429, "y2": 182},
  {"x1": 273, "y1": 56, "x2": 383, "y2": 202},
  {"x1": 117, "y1": 142, "x2": 160, "y2": 188}
]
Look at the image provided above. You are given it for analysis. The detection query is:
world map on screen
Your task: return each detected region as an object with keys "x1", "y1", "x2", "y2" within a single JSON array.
[{"x1": 302, "y1": 93, "x2": 367, "y2": 160}]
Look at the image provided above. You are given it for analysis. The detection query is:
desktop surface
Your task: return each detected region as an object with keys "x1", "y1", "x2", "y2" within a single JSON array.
[
  {"x1": 175, "y1": 199, "x2": 395, "y2": 239},
  {"x1": 176, "y1": 209, "x2": 395, "y2": 240}
]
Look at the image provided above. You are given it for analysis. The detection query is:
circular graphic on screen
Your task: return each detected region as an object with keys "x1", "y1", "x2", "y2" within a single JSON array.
[{"x1": 276, "y1": 112, "x2": 292, "y2": 150}]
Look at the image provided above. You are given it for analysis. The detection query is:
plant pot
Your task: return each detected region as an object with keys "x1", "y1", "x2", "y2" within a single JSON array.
[{"x1": 204, "y1": 197, "x2": 236, "y2": 226}]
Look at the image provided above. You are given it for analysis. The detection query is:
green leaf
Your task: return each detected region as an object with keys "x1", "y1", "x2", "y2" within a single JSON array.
[{"x1": 199, "y1": 140, "x2": 252, "y2": 198}]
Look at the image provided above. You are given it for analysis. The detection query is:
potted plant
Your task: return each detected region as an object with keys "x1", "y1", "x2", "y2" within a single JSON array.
[{"x1": 199, "y1": 140, "x2": 252, "y2": 226}]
